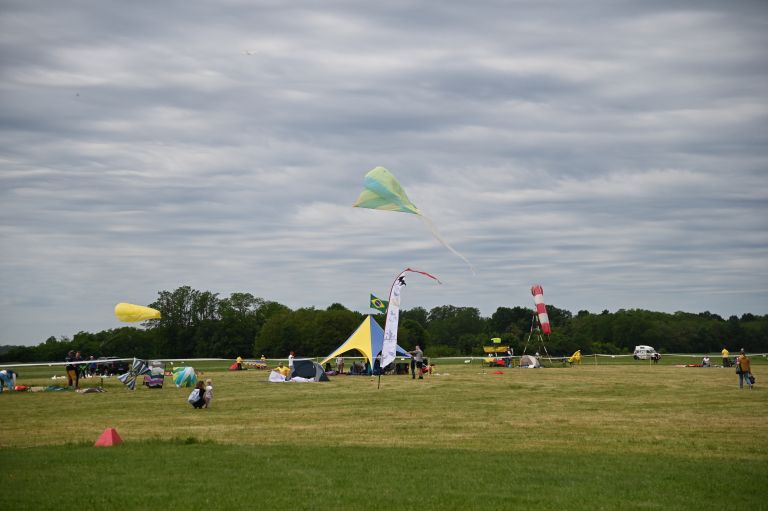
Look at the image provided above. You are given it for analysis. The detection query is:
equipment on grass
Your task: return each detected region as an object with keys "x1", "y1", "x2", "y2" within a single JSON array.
[
  {"x1": 522, "y1": 284, "x2": 553, "y2": 365},
  {"x1": 291, "y1": 359, "x2": 329, "y2": 382},
  {"x1": 118, "y1": 358, "x2": 150, "y2": 390},
  {"x1": 568, "y1": 350, "x2": 582, "y2": 365},
  {"x1": 173, "y1": 366, "x2": 197, "y2": 387},
  {"x1": 143, "y1": 360, "x2": 165, "y2": 388},
  {"x1": 519, "y1": 355, "x2": 540, "y2": 368},
  {"x1": 483, "y1": 345, "x2": 511, "y2": 367},
  {"x1": 94, "y1": 428, "x2": 123, "y2": 447},
  {"x1": 530, "y1": 285, "x2": 551, "y2": 335}
]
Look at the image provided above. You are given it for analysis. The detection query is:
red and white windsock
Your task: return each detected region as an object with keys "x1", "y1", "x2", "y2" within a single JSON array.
[{"x1": 530, "y1": 284, "x2": 551, "y2": 335}]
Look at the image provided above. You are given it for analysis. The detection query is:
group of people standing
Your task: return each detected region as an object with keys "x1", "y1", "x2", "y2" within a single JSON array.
[
  {"x1": 64, "y1": 351, "x2": 100, "y2": 388},
  {"x1": 333, "y1": 346, "x2": 427, "y2": 379}
]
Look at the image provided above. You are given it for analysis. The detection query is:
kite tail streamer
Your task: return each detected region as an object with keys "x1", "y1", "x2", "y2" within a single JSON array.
[{"x1": 419, "y1": 215, "x2": 476, "y2": 275}]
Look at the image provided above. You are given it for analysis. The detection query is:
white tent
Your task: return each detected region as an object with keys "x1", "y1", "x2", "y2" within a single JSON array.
[{"x1": 519, "y1": 355, "x2": 540, "y2": 368}]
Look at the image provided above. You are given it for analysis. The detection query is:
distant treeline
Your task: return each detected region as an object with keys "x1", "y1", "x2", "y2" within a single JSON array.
[
  {"x1": 0, "y1": 345, "x2": 20, "y2": 356},
  {"x1": 2, "y1": 286, "x2": 766, "y2": 363}
]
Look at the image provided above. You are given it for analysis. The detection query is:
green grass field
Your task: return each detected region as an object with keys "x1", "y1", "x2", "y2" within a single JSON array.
[{"x1": 2, "y1": 359, "x2": 766, "y2": 510}]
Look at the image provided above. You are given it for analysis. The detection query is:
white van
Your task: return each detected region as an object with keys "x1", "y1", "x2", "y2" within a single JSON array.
[{"x1": 633, "y1": 345, "x2": 659, "y2": 360}]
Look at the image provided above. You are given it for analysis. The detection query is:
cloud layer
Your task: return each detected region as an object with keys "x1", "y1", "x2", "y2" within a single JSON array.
[{"x1": 1, "y1": 0, "x2": 767, "y2": 345}]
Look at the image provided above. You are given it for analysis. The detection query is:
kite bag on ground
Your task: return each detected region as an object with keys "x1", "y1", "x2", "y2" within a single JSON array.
[{"x1": 144, "y1": 360, "x2": 165, "y2": 388}]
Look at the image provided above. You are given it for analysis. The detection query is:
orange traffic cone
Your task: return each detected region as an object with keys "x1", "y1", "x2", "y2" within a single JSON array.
[{"x1": 94, "y1": 428, "x2": 123, "y2": 447}]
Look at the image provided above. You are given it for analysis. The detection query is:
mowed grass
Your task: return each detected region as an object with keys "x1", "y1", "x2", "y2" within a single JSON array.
[{"x1": 2, "y1": 361, "x2": 766, "y2": 510}]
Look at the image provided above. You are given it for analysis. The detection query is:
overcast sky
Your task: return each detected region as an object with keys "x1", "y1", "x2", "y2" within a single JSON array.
[{"x1": 1, "y1": 0, "x2": 767, "y2": 346}]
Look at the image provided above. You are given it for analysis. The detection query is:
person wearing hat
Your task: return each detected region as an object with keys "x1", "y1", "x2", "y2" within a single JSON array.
[{"x1": 736, "y1": 349, "x2": 753, "y2": 389}]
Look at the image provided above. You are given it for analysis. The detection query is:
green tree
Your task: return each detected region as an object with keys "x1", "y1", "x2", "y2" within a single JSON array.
[
  {"x1": 427, "y1": 306, "x2": 486, "y2": 347},
  {"x1": 399, "y1": 319, "x2": 430, "y2": 349}
]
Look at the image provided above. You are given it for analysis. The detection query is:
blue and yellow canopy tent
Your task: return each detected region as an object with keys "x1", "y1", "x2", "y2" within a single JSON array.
[{"x1": 321, "y1": 315, "x2": 410, "y2": 369}]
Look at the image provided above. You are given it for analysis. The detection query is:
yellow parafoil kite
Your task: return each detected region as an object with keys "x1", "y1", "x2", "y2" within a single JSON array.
[{"x1": 114, "y1": 303, "x2": 161, "y2": 323}]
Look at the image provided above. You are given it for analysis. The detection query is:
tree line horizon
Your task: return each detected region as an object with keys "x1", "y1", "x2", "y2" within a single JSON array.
[{"x1": 1, "y1": 285, "x2": 766, "y2": 363}]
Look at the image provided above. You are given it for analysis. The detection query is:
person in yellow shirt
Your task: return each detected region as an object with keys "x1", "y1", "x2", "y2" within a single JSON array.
[
  {"x1": 277, "y1": 362, "x2": 290, "y2": 378},
  {"x1": 737, "y1": 349, "x2": 753, "y2": 389},
  {"x1": 721, "y1": 348, "x2": 730, "y2": 367},
  {"x1": 236, "y1": 356, "x2": 243, "y2": 371}
]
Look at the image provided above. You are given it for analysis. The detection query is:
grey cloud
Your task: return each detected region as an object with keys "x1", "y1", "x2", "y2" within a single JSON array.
[{"x1": 1, "y1": 0, "x2": 766, "y2": 345}]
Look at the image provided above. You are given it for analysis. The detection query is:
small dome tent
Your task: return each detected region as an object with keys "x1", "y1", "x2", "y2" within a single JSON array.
[
  {"x1": 519, "y1": 355, "x2": 540, "y2": 368},
  {"x1": 291, "y1": 359, "x2": 329, "y2": 382}
]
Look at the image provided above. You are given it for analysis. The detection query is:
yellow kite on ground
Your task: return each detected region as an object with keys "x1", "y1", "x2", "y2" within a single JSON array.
[
  {"x1": 568, "y1": 350, "x2": 582, "y2": 365},
  {"x1": 114, "y1": 303, "x2": 161, "y2": 323}
]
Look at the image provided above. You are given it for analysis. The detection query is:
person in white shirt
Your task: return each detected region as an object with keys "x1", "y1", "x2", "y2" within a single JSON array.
[{"x1": 204, "y1": 378, "x2": 213, "y2": 408}]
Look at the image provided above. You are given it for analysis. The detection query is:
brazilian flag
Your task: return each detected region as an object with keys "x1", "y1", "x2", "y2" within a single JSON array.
[{"x1": 370, "y1": 294, "x2": 388, "y2": 313}]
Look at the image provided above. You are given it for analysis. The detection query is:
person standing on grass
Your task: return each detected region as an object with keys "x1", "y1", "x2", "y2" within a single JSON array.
[
  {"x1": 203, "y1": 379, "x2": 213, "y2": 408},
  {"x1": 409, "y1": 345, "x2": 425, "y2": 379},
  {"x1": 88, "y1": 355, "x2": 96, "y2": 377},
  {"x1": 336, "y1": 355, "x2": 344, "y2": 374},
  {"x1": 236, "y1": 355, "x2": 243, "y2": 371},
  {"x1": 737, "y1": 349, "x2": 753, "y2": 390},
  {"x1": 722, "y1": 347, "x2": 730, "y2": 367},
  {"x1": 75, "y1": 351, "x2": 85, "y2": 383},
  {"x1": 288, "y1": 351, "x2": 295, "y2": 371},
  {"x1": 65, "y1": 350, "x2": 77, "y2": 388}
]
